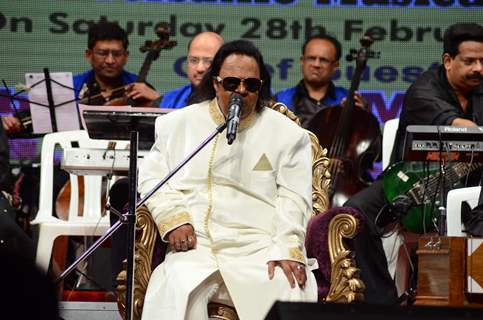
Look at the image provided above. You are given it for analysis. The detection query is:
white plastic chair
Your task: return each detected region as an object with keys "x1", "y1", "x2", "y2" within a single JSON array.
[
  {"x1": 380, "y1": 118, "x2": 404, "y2": 284},
  {"x1": 446, "y1": 186, "x2": 480, "y2": 237},
  {"x1": 382, "y1": 118, "x2": 399, "y2": 170},
  {"x1": 31, "y1": 130, "x2": 128, "y2": 272}
]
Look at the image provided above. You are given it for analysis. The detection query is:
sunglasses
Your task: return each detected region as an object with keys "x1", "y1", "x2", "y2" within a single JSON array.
[{"x1": 215, "y1": 76, "x2": 263, "y2": 93}]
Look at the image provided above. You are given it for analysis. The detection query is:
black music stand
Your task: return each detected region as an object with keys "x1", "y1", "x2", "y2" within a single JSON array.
[
  {"x1": 57, "y1": 108, "x2": 228, "y2": 320},
  {"x1": 80, "y1": 105, "x2": 171, "y2": 150},
  {"x1": 0, "y1": 68, "x2": 79, "y2": 135}
]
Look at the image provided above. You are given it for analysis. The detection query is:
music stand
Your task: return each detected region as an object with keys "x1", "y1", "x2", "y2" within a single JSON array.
[
  {"x1": 57, "y1": 106, "x2": 228, "y2": 320},
  {"x1": 25, "y1": 70, "x2": 79, "y2": 133},
  {"x1": 80, "y1": 104, "x2": 171, "y2": 149},
  {"x1": 0, "y1": 68, "x2": 80, "y2": 136},
  {"x1": 59, "y1": 106, "x2": 169, "y2": 319}
]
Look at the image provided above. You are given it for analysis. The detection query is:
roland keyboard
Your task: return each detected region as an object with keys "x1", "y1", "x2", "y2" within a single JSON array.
[
  {"x1": 61, "y1": 148, "x2": 148, "y2": 175},
  {"x1": 403, "y1": 125, "x2": 483, "y2": 162}
]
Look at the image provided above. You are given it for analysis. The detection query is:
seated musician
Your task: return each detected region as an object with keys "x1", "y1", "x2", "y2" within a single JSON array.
[
  {"x1": 160, "y1": 31, "x2": 224, "y2": 108},
  {"x1": 138, "y1": 40, "x2": 318, "y2": 320},
  {"x1": 344, "y1": 23, "x2": 483, "y2": 305},
  {"x1": 274, "y1": 34, "x2": 365, "y2": 129},
  {"x1": 74, "y1": 21, "x2": 160, "y2": 106}
]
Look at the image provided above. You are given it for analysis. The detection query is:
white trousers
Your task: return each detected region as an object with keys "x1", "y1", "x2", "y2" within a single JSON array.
[{"x1": 186, "y1": 271, "x2": 234, "y2": 320}]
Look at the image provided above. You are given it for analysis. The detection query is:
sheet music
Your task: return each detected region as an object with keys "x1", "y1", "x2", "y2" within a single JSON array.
[{"x1": 26, "y1": 72, "x2": 80, "y2": 133}]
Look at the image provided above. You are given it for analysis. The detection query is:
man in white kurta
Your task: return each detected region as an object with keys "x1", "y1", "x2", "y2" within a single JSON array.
[{"x1": 139, "y1": 41, "x2": 318, "y2": 320}]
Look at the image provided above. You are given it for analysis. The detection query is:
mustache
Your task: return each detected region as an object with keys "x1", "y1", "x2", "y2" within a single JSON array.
[{"x1": 467, "y1": 73, "x2": 483, "y2": 80}]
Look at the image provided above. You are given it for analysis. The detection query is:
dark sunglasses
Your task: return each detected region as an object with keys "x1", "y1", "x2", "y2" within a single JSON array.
[{"x1": 215, "y1": 76, "x2": 263, "y2": 93}]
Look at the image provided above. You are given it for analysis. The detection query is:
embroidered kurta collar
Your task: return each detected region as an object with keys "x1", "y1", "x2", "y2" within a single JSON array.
[{"x1": 208, "y1": 98, "x2": 258, "y2": 131}]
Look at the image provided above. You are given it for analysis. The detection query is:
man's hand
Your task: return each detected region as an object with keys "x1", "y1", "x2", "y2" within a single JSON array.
[
  {"x1": 341, "y1": 91, "x2": 368, "y2": 110},
  {"x1": 1, "y1": 116, "x2": 23, "y2": 135},
  {"x1": 125, "y1": 83, "x2": 161, "y2": 102},
  {"x1": 267, "y1": 260, "x2": 306, "y2": 289},
  {"x1": 167, "y1": 224, "x2": 197, "y2": 252},
  {"x1": 451, "y1": 118, "x2": 477, "y2": 127}
]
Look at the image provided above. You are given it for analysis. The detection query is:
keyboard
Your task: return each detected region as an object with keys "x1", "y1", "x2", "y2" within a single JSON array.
[{"x1": 61, "y1": 148, "x2": 147, "y2": 175}]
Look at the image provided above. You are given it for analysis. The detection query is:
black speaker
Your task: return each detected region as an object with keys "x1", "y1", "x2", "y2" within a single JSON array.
[{"x1": 265, "y1": 301, "x2": 483, "y2": 320}]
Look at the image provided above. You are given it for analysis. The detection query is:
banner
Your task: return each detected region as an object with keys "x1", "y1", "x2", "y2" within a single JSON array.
[{"x1": 0, "y1": 0, "x2": 481, "y2": 162}]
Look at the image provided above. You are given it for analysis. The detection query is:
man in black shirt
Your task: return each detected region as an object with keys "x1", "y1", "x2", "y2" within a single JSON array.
[
  {"x1": 274, "y1": 34, "x2": 366, "y2": 128},
  {"x1": 345, "y1": 23, "x2": 483, "y2": 305}
]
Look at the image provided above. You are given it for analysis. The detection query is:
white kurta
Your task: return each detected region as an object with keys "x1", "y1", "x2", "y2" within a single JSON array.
[{"x1": 138, "y1": 99, "x2": 318, "y2": 320}]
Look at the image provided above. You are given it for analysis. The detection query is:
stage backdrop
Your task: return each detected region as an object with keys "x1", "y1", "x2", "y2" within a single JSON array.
[{"x1": 0, "y1": 0, "x2": 481, "y2": 163}]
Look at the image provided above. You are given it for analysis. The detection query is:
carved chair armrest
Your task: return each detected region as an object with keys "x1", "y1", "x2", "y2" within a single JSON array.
[
  {"x1": 116, "y1": 205, "x2": 161, "y2": 320},
  {"x1": 306, "y1": 206, "x2": 366, "y2": 303}
]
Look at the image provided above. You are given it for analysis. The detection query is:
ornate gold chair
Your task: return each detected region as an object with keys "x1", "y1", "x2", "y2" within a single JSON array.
[{"x1": 116, "y1": 102, "x2": 365, "y2": 319}]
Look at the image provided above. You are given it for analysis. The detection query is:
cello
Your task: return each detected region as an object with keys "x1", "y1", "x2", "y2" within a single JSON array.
[{"x1": 306, "y1": 35, "x2": 381, "y2": 208}]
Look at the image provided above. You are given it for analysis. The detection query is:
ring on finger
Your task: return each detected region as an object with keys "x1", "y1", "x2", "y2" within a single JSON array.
[
  {"x1": 187, "y1": 236, "x2": 193, "y2": 243},
  {"x1": 296, "y1": 264, "x2": 304, "y2": 270}
]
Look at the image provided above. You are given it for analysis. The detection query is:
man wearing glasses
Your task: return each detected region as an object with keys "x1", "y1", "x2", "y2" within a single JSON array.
[
  {"x1": 1, "y1": 22, "x2": 160, "y2": 135},
  {"x1": 74, "y1": 21, "x2": 160, "y2": 106},
  {"x1": 160, "y1": 31, "x2": 224, "y2": 108},
  {"x1": 139, "y1": 40, "x2": 317, "y2": 320},
  {"x1": 275, "y1": 34, "x2": 365, "y2": 128}
]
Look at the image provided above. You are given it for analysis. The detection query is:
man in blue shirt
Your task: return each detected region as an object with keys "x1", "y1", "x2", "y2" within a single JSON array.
[
  {"x1": 160, "y1": 31, "x2": 224, "y2": 108},
  {"x1": 275, "y1": 34, "x2": 364, "y2": 128},
  {"x1": 74, "y1": 22, "x2": 160, "y2": 106}
]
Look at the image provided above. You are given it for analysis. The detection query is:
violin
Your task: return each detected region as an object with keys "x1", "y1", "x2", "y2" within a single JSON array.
[
  {"x1": 306, "y1": 35, "x2": 381, "y2": 208},
  {"x1": 103, "y1": 24, "x2": 177, "y2": 107}
]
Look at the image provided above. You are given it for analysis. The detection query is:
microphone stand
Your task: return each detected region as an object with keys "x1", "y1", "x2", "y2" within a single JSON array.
[
  {"x1": 437, "y1": 126, "x2": 447, "y2": 236},
  {"x1": 56, "y1": 121, "x2": 228, "y2": 320}
]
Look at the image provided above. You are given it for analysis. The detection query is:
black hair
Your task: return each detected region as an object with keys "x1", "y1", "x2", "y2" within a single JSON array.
[
  {"x1": 302, "y1": 33, "x2": 342, "y2": 61},
  {"x1": 87, "y1": 21, "x2": 129, "y2": 50},
  {"x1": 443, "y1": 23, "x2": 483, "y2": 57},
  {"x1": 189, "y1": 40, "x2": 271, "y2": 112}
]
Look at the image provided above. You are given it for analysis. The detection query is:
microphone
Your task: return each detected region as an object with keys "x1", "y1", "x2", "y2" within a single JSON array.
[{"x1": 226, "y1": 93, "x2": 243, "y2": 145}]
